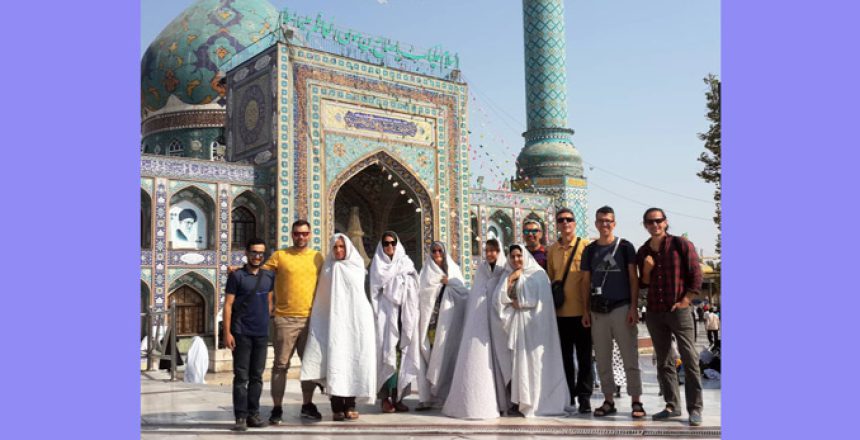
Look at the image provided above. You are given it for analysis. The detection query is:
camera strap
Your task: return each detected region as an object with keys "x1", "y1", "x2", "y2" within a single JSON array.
[{"x1": 598, "y1": 237, "x2": 623, "y2": 291}]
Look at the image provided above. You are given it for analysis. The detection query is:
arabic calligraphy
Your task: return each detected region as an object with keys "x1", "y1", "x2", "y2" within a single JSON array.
[
  {"x1": 281, "y1": 9, "x2": 459, "y2": 74},
  {"x1": 344, "y1": 111, "x2": 418, "y2": 137}
]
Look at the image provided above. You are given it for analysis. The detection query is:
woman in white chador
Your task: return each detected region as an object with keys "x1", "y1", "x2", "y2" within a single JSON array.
[
  {"x1": 300, "y1": 234, "x2": 376, "y2": 421},
  {"x1": 443, "y1": 238, "x2": 511, "y2": 419},
  {"x1": 495, "y1": 244, "x2": 570, "y2": 417},
  {"x1": 416, "y1": 241, "x2": 470, "y2": 409},
  {"x1": 369, "y1": 231, "x2": 420, "y2": 413}
]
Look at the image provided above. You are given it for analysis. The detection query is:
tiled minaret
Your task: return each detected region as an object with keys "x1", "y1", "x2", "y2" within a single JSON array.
[{"x1": 517, "y1": 0, "x2": 588, "y2": 235}]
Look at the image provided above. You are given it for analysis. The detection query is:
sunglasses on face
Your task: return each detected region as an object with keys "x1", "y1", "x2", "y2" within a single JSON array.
[
  {"x1": 292, "y1": 231, "x2": 310, "y2": 237},
  {"x1": 596, "y1": 220, "x2": 615, "y2": 225},
  {"x1": 523, "y1": 229, "x2": 541, "y2": 235},
  {"x1": 431, "y1": 249, "x2": 444, "y2": 254},
  {"x1": 247, "y1": 251, "x2": 265, "y2": 257},
  {"x1": 644, "y1": 218, "x2": 666, "y2": 225},
  {"x1": 382, "y1": 240, "x2": 397, "y2": 247},
  {"x1": 556, "y1": 217, "x2": 575, "y2": 224}
]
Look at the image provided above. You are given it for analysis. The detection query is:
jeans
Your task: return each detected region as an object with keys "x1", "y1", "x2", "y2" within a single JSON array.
[
  {"x1": 232, "y1": 333, "x2": 268, "y2": 418},
  {"x1": 557, "y1": 316, "x2": 593, "y2": 404}
]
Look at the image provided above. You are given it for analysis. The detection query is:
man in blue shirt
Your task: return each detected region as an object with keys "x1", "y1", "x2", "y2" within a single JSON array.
[{"x1": 224, "y1": 238, "x2": 275, "y2": 431}]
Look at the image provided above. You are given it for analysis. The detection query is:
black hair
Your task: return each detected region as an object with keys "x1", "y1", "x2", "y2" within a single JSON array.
[
  {"x1": 381, "y1": 231, "x2": 398, "y2": 243},
  {"x1": 595, "y1": 205, "x2": 615, "y2": 218},
  {"x1": 643, "y1": 207, "x2": 669, "y2": 232},
  {"x1": 485, "y1": 238, "x2": 501, "y2": 251},
  {"x1": 178, "y1": 209, "x2": 197, "y2": 222},
  {"x1": 555, "y1": 207, "x2": 574, "y2": 220},
  {"x1": 245, "y1": 237, "x2": 266, "y2": 251},
  {"x1": 508, "y1": 244, "x2": 523, "y2": 255},
  {"x1": 292, "y1": 219, "x2": 311, "y2": 230}
]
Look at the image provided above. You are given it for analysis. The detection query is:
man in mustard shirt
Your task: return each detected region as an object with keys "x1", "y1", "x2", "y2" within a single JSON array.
[
  {"x1": 546, "y1": 207, "x2": 592, "y2": 413},
  {"x1": 265, "y1": 220, "x2": 325, "y2": 424}
]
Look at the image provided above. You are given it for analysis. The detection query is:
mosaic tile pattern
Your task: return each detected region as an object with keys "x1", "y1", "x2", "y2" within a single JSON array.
[
  {"x1": 218, "y1": 187, "x2": 230, "y2": 307},
  {"x1": 169, "y1": 181, "x2": 217, "y2": 199},
  {"x1": 168, "y1": 268, "x2": 217, "y2": 287},
  {"x1": 523, "y1": 0, "x2": 569, "y2": 130},
  {"x1": 141, "y1": 250, "x2": 153, "y2": 266},
  {"x1": 141, "y1": 0, "x2": 279, "y2": 113},
  {"x1": 154, "y1": 182, "x2": 168, "y2": 310},
  {"x1": 141, "y1": 268, "x2": 153, "y2": 286},
  {"x1": 275, "y1": 43, "x2": 293, "y2": 248},
  {"x1": 291, "y1": 51, "x2": 469, "y2": 260},
  {"x1": 324, "y1": 133, "x2": 437, "y2": 189},
  {"x1": 141, "y1": 178, "x2": 154, "y2": 195}
]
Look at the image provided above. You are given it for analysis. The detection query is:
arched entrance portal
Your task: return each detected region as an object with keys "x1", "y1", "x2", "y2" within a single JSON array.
[{"x1": 329, "y1": 152, "x2": 434, "y2": 268}]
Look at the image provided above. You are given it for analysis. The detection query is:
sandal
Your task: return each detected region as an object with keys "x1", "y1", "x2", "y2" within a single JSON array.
[
  {"x1": 632, "y1": 401, "x2": 646, "y2": 418},
  {"x1": 593, "y1": 400, "x2": 617, "y2": 417}
]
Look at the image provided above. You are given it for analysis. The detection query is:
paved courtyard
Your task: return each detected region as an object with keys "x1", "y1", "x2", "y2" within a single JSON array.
[{"x1": 141, "y1": 324, "x2": 720, "y2": 439}]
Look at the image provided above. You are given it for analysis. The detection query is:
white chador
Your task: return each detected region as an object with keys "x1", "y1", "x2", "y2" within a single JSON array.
[
  {"x1": 442, "y1": 251, "x2": 511, "y2": 419},
  {"x1": 368, "y1": 234, "x2": 420, "y2": 398},
  {"x1": 495, "y1": 244, "x2": 570, "y2": 417},
  {"x1": 300, "y1": 234, "x2": 377, "y2": 403},
  {"x1": 418, "y1": 242, "x2": 470, "y2": 405}
]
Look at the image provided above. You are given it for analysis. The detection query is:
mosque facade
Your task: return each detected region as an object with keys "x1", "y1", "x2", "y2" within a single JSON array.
[{"x1": 140, "y1": 0, "x2": 586, "y2": 348}]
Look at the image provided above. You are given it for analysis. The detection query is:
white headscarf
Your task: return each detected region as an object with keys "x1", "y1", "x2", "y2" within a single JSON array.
[
  {"x1": 301, "y1": 234, "x2": 377, "y2": 402},
  {"x1": 367, "y1": 232, "x2": 420, "y2": 397}
]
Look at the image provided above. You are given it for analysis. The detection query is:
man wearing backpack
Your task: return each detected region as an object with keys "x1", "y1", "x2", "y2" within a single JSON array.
[
  {"x1": 581, "y1": 206, "x2": 645, "y2": 419},
  {"x1": 636, "y1": 208, "x2": 704, "y2": 426}
]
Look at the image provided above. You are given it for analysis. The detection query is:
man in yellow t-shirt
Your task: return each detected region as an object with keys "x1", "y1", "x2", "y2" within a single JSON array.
[
  {"x1": 265, "y1": 220, "x2": 325, "y2": 424},
  {"x1": 546, "y1": 207, "x2": 592, "y2": 413}
]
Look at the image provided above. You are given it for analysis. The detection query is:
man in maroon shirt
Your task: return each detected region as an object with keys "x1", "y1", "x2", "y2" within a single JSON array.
[
  {"x1": 523, "y1": 219, "x2": 547, "y2": 270},
  {"x1": 636, "y1": 208, "x2": 704, "y2": 427}
]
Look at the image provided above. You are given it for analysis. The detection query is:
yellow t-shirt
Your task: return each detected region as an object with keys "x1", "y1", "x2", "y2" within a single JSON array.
[
  {"x1": 263, "y1": 247, "x2": 324, "y2": 317},
  {"x1": 547, "y1": 237, "x2": 590, "y2": 317}
]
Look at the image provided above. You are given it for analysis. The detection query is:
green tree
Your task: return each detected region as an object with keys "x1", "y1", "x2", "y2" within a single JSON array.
[{"x1": 697, "y1": 74, "x2": 721, "y2": 255}]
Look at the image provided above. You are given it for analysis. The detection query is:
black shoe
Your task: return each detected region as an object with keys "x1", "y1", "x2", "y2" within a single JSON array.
[
  {"x1": 269, "y1": 406, "x2": 283, "y2": 425},
  {"x1": 231, "y1": 417, "x2": 247, "y2": 431},
  {"x1": 247, "y1": 414, "x2": 267, "y2": 428},
  {"x1": 577, "y1": 396, "x2": 592, "y2": 413},
  {"x1": 301, "y1": 403, "x2": 322, "y2": 421}
]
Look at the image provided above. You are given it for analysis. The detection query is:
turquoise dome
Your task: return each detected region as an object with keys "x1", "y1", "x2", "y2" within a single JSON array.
[{"x1": 141, "y1": 0, "x2": 279, "y2": 113}]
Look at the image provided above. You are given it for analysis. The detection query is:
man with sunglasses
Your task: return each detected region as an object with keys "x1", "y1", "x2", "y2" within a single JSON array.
[
  {"x1": 636, "y1": 208, "x2": 704, "y2": 426},
  {"x1": 546, "y1": 207, "x2": 592, "y2": 413},
  {"x1": 223, "y1": 238, "x2": 275, "y2": 431},
  {"x1": 263, "y1": 220, "x2": 325, "y2": 423},
  {"x1": 523, "y1": 219, "x2": 547, "y2": 270}
]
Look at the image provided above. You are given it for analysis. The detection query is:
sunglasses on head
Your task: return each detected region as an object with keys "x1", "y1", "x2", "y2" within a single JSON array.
[
  {"x1": 556, "y1": 217, "x2": 575, "y2": 224},
  {"x1": 382, "y1": 240, "x2": 397, "y2": 247},
  {"x1": 292, "y1": 231, "x2": 310, "y2": 237},
  {"x1": 644, "y1": 218, "x2": 666, "y2": 225}
]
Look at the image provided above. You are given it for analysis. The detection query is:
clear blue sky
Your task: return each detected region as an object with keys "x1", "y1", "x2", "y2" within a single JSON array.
[{"x1": 142, "y1": 0, "x2": 721, "y2": 256}]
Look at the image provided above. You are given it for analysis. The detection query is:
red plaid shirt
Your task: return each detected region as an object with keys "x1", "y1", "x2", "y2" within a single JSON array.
[{"x1": 636, "y1": 235, "x2": 702, "y2": 313}]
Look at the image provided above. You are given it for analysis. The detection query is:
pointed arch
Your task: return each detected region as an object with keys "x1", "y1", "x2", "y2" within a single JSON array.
[
  {"x1": 327, "y1": 150, "x2": 435, "y2": 251},
  {"x1": 169, "y1": 185, "x2": 216, "y2": 250},
  {"x1": 168, "y1": 271, "x2": 216, "y2": 335}
]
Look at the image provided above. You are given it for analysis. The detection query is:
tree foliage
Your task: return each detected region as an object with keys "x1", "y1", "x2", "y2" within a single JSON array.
[{"x1": 697, "y1": 74, "x2": 721, "y2": 255}]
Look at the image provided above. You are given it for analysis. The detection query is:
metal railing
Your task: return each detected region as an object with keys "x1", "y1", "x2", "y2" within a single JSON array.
[{"x1": 140, "y1": 300, "x2": 178, "y2": 381}]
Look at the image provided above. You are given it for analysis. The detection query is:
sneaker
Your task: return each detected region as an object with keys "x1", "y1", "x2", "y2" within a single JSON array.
[
  {"x1": 689, "y1": 411, "x2": 703, "y2": 426},
  {"x1": 652, "y1": 407, "x2": 682, "y2": 421},
  {"x1": 269, "y1": 406, "x2": 283, "y2": 425},
  {"x1": 231, "y1": 417, "x2": 247, "y2": 432},
  {"x1": 577, "y1": 396, "x2": 592, "y2": 413},
  {"x1": 301, "y1": 403, "x2": 322, "y2": 421},
  {"x1": 246, "y1": 414, "x2": 267, "y2": 428}
]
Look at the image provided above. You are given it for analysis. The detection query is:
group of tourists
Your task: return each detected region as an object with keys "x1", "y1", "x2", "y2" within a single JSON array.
[{"x1": 223, "y1": 205, "x2": 705, "y2": 431}]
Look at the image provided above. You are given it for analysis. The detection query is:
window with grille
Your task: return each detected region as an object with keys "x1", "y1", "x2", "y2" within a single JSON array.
[
  {"x1": 232, "y1": 206, "x2": 257, "y2": 248},
  {"x1": 167, "y1": 138, "x2": 183, "y2": 155}
]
